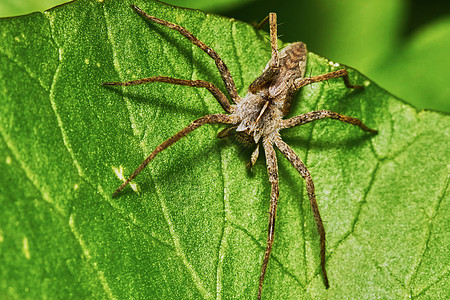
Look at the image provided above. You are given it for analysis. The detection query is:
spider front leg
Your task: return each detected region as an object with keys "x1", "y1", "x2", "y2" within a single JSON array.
[
  {"x1": 103, "y1": 76, "x2": 234, "y2": 113},
  {"x1": 112, "y1": 114, "x2": 235, "y2": 197},
  {"x1": 274, "y1": 136, "x2": 329, "y2": 288},
  {"x1": 258, "y1": 137, "x2": 280, "y2": 300},
  {"x1": 130, "y1": 5, "x2": 240, "y2": 103},
  {"x1": 249, "y1": 144, "x2": 260, "y2": 168}
]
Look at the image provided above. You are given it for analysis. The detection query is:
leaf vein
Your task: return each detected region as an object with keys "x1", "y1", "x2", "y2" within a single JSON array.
[
  {"x1": 68, "y1": 213, "x2": 115, "y2": 300},
  {"x1": 101, "y1": 6, "x2": 210, "y2": 297},
  {"x1": 216, "y1": 149, "x2": 233, "y2": 299},
  {"x1": 410, "y1": 174, "x2": 449, "y2": 295},
  {"x1": 0, "y1": 46, "x2": 49, "y2": 91},
  {"x1": 0, "y1": 121, "x2": 60, "y2": 212},
  {"x1": 324, "y1": 162, "x2": 380, "y2": 265},
  {"x1": 0, "y1": 50, "x2": 48, "y2": 92},
  {"x1": 413, "y1": 267, "x2": 450, "y2": 298},
  {"x1": 231, "y1": 221, "x2": 305, "y2": 288},
  {"x1": 101, "y1": 5, "x2": 140, "y2": 138},
  {"x1": 154, "y1": 183, "x2": 212, "y2": 298},
  {"x1": 44, "y1": 14, "x2": 85, "y2": 180}
]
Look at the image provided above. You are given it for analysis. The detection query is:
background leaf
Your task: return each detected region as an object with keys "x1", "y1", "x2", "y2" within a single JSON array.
[
  {"x1": 369, "y1": 17, "x2": 450, "y2": 113},
  {"x1": 0, "y1": 0, "x2": 66, "y2": 18},
  {"x1": 0, "y1": 0, "x2": 448, "y2": 299},
  {"x1": 161, "y1": 0, "x2": 256, "y2": 12}
]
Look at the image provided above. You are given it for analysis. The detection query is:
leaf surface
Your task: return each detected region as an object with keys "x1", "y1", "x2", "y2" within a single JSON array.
[{"x1": 0, "y1": 0, "x2": 448, "y2": 299}]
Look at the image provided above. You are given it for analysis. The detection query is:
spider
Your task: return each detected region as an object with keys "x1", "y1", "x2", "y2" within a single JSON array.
[{"x1": 103, "y1": 4, "x2": 377, "y2": 299}]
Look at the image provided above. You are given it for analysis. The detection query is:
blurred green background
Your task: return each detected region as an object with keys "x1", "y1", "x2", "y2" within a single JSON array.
[{"x1": 1, "y1": 0, "x2": 449, "y2": 112}]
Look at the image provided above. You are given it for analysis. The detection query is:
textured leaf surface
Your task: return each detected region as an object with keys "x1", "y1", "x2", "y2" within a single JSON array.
[{"x1": 0, "y1": 0, "x2": 448, "y2": 299}]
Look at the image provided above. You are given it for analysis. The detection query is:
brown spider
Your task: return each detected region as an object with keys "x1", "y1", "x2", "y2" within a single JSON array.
[{"x1": 103, "y1": 5, "x2": 377, "y2": 299}]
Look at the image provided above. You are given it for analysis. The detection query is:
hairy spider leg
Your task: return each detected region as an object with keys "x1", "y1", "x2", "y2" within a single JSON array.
[
  {"x1": 258, "y1": 137, "x2": 280, "y2": 300},
  {"x1": 130, "y1": 4, "x2": 240, "y2": 104},
  {"x1": 103, "y1": 5, "x2": 379, "y2": 298},
  {"x1": 103, "y1": 4, "x2": 252, "y2": 196},
  {"x1": 274, "y1": 136, "x2": 327, "y2": 287},
  {"x1": 256, "y1": 13, "x2": 282, "y2": 300},
  {"x1": 273, "y1": 72, "x2": 377, "y2": 294},
  {"x1": 294, "y1": 68, "x2": 364, "y2": 91},
  {"x1": 112, "y1": 114, "x2": 234, "y2": 197},
  {"x1": 103, "y1": 76, "x2": 233, "y2": 113},
  {"x1": 281, "y1": 110, "x2": 378, "y2": 134},
  {"x1": 254, "y1": 12, "x2": 378, "y2": 299},
  {"x1": 249, "y1": 13, "x2": 279, "y2": 93}
]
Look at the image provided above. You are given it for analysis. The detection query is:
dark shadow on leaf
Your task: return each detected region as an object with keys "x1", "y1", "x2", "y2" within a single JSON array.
[
  {"x1": 217, "y1": 133, "x2": 259, "y2": 177},
  {"x1": 102, "y1": 85, "x2": 207, "y2": 116},
  {"x1": 133, "y1": 138, "x2": 245, "y2": 195},
  {"x1": 142, "y1": 20, "x2": 228, "y2": 94}
]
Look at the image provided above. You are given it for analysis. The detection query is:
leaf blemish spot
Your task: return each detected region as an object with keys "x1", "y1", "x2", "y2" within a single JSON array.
[
  {"x1": 328, "y1": 61, "x2": 341, "y2": 68},
  {"x1": 113, "y1": 166, "x2": 125, "y2": 181},
  {"x1": 103, "y1": 6, "x2": 377, "y2": 297},
  {"x1": 74, "y1": 184, "x2": 79, "y2": 190},
  {"x1": 84, "y1": 59, "x2": 89, "y2": 64},
  {"x1": 23, "y1": 237, "x2": 30, "y2": 259},
  {"x1": 113, "y1": 166, "x2": 138, "y2": 193},
  {"x1": 5, "y1": 156, "x2": 11, "y2": 165}
]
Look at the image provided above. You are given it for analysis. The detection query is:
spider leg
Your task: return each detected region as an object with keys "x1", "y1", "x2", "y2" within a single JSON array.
[
  {"x1": 253, "y1": 14, "x2": 269, "y2": 30},
  {"x1": 130, "y1": 5, "x2": 240, "y2": 104},
  {"x1": 294, "y1": 68, "x2": 364, "y2": 90},
  {"x1": 248, "y1": 143, "x2": 260, "y2": 168},
  {"x1": 258, "y1": 137, "x2": 280, "y2": 300},
  {"x1": 216, "y1": 125, "x2": 238, "y2": 138},
  {"x1": 113, "y1": 114, "x2": 235, "y2": 197},
  {"x1": 249, "y1": 13, "x2": 279, "y2": 93},
  {"x1": 103, "y1": 76, "x2": 233, "y2": 113},
  {"x1": 274, "y1": 136, "x2": 329, "y2": 289},
  {"x1": 281, "y1": 109, "x2": 378, "y2": 134}
]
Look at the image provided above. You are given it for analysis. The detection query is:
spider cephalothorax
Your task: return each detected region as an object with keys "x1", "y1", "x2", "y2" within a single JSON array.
[{"x1": 104, "y1": 5, "x2": 377, "y2": 299}]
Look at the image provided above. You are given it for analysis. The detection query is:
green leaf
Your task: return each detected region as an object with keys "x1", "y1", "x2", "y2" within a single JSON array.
[
  {"x1": 0, "y1": 0, "x2": 67, "y2": 18},
  {"x1": 0, "y1": 0, "x2": 448, "y2": 299}
]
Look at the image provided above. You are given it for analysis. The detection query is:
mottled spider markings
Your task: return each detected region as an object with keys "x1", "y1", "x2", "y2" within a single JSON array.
[{"x1": 103, "y1": 4, "x2": 377, "y2": 299}]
